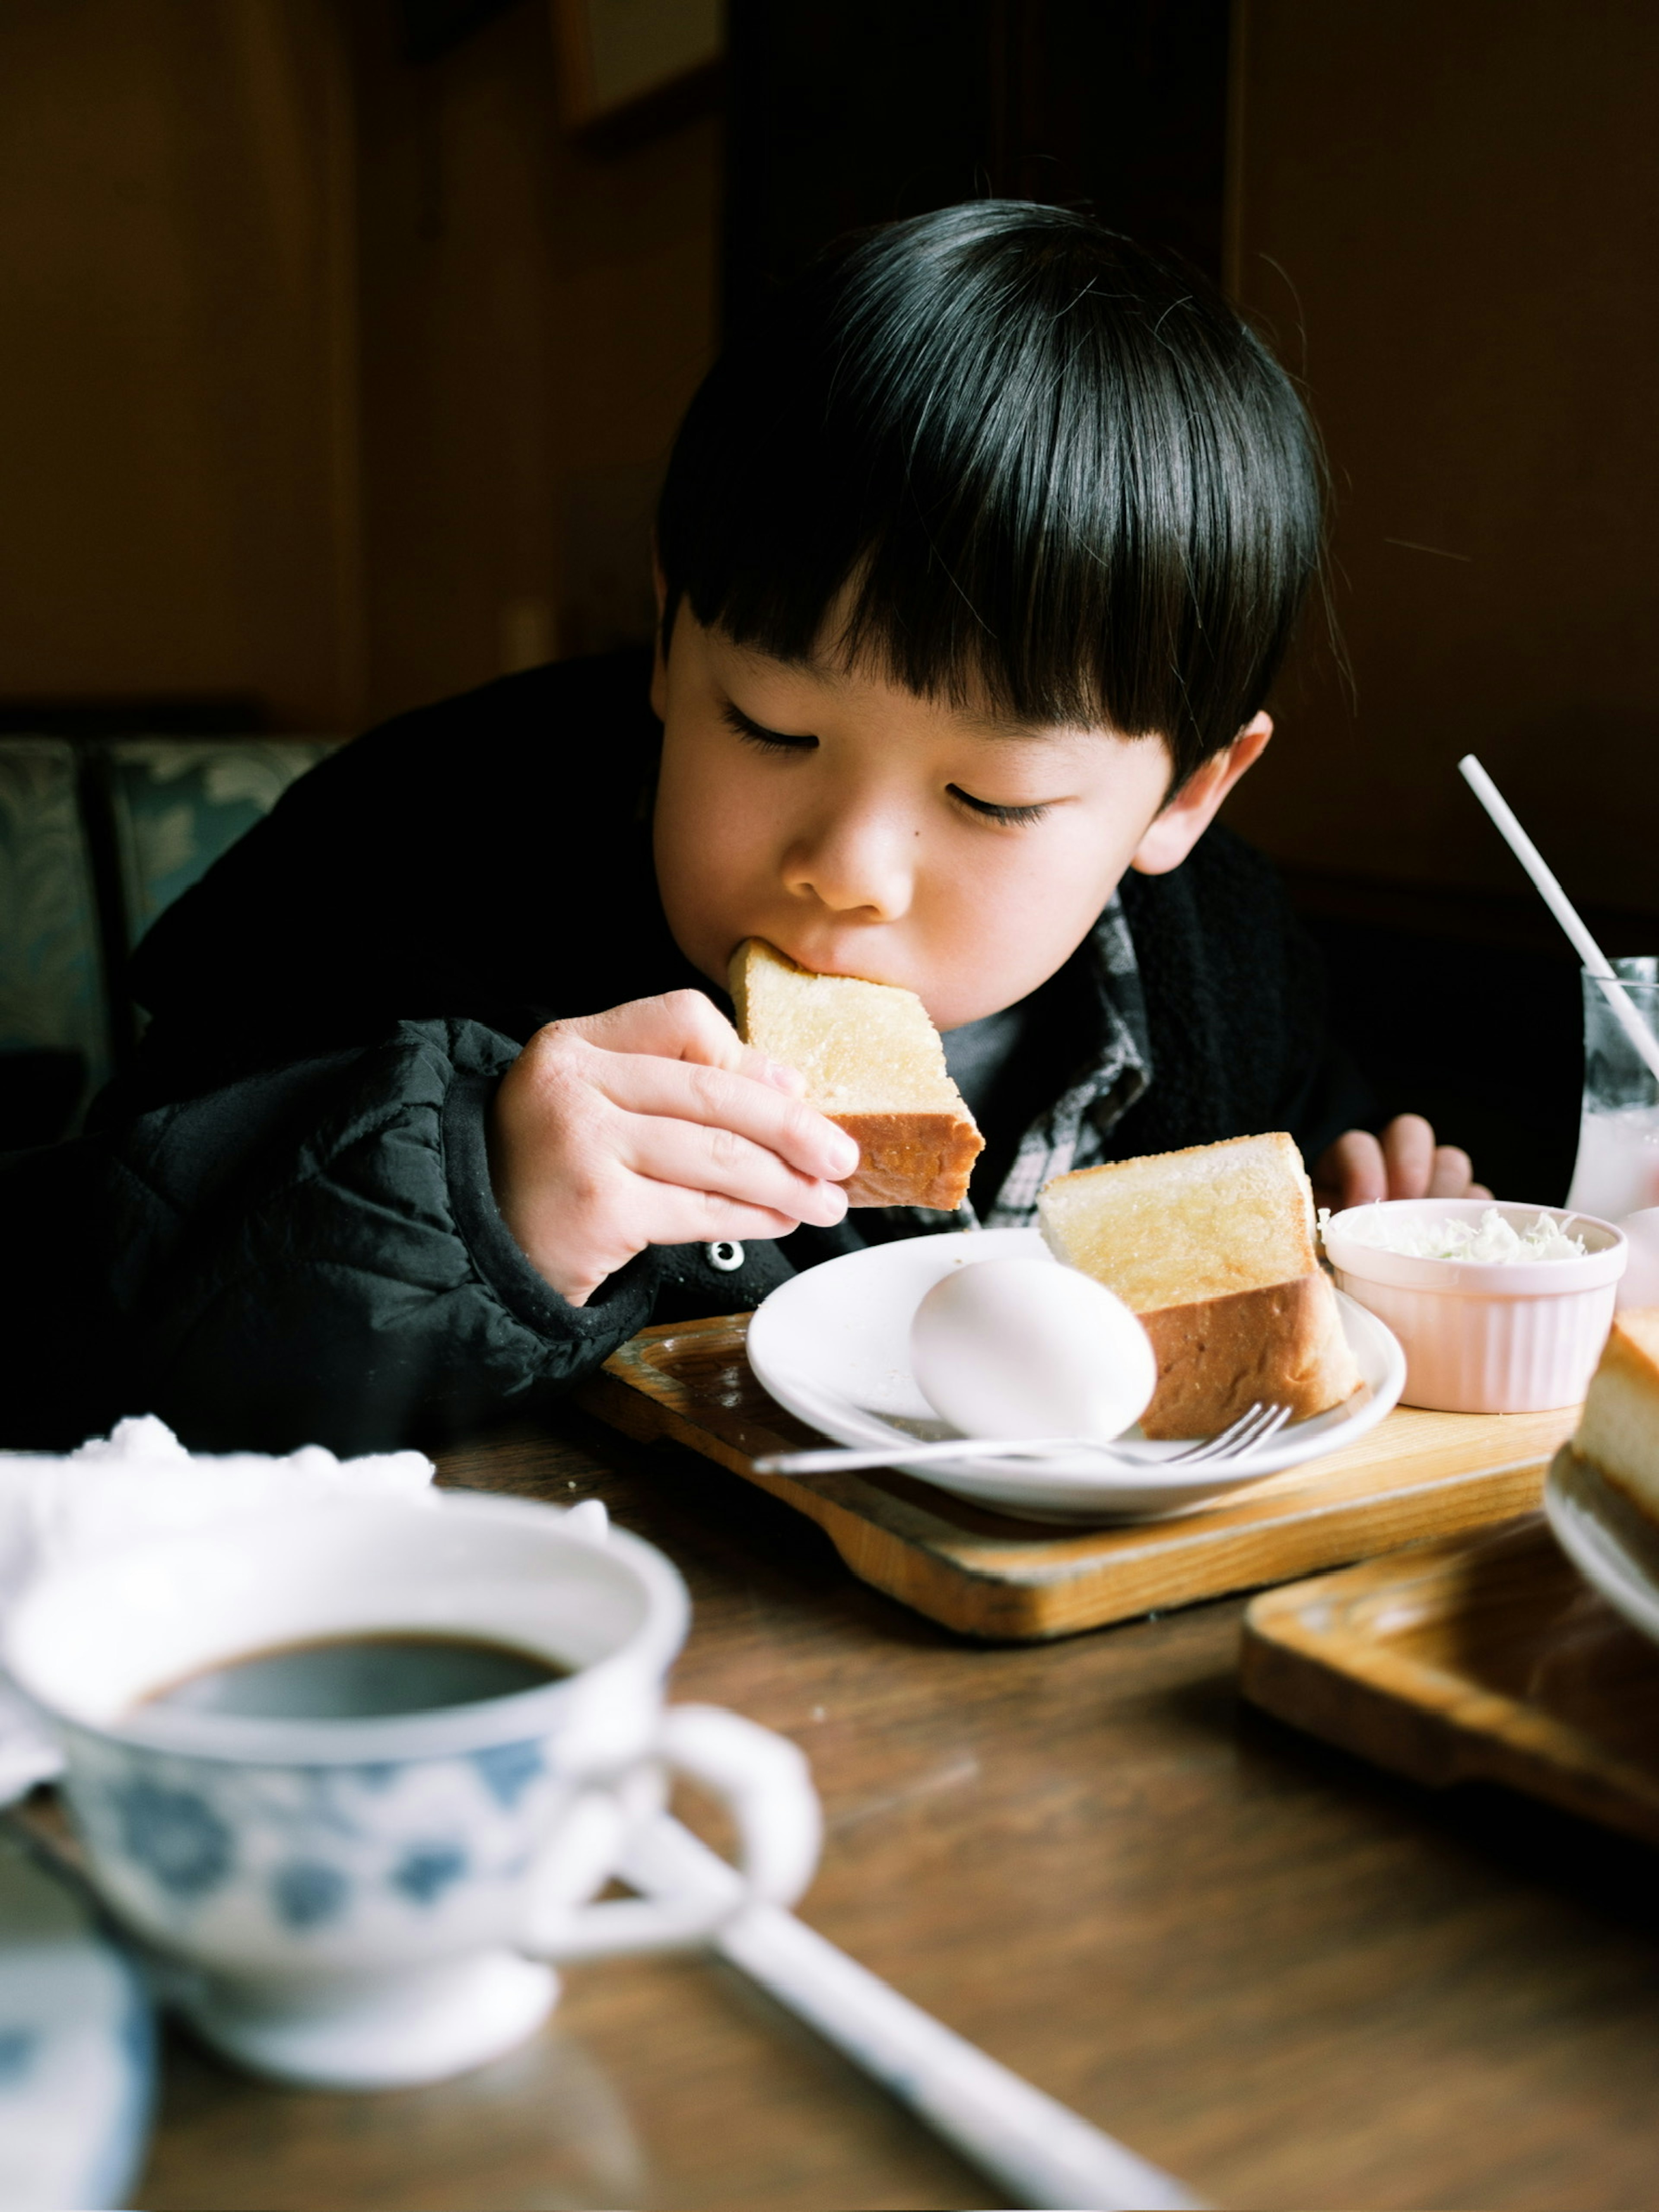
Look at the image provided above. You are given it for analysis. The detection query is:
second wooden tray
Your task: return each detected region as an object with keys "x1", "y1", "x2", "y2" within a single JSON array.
[
  {"x1": 576, "y1": 1314, "x2": 1578, "y2": 1640},
  {"x1": 1241, "y1": 1508, "x2": 1659, "y2": 1846}
]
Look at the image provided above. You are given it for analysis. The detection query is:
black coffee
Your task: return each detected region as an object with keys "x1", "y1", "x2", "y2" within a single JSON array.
[{"x1": 140, "y1": 1633, "x2": 569, "y2": 1721}]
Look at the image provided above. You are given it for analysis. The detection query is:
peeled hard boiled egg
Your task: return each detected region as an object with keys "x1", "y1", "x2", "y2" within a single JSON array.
[{"x1": 909, "y1": 1257, "x2": 1157, "y2": 1442}]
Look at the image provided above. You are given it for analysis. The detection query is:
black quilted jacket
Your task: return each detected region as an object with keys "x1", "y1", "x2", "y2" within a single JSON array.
[{"x1": 1, "y1": 652, "x2": 1369, "y2": 1454}]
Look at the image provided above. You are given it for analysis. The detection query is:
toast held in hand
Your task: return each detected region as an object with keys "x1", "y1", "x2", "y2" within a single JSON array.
[{"x1": 730, "y1": 939, "x2": 983, "y2": 1210}]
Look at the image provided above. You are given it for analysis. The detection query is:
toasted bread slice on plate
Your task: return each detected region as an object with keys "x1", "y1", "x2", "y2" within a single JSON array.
[{"x1": 1039, "y1": 1131, "x2": 1362, "y2": 1438}]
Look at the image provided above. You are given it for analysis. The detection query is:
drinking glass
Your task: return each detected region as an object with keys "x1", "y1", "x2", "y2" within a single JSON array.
[{"x1": 1565, "y1": 958, "x2": 1659, "y2": 1220}]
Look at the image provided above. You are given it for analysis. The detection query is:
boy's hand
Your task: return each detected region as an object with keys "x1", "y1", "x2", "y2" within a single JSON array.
[
  {"x1": 1313, "y1": 1113, "x2": 1492, "y2": 1213},
  {"x1": 487, "y1": 991, "x2": 856, "y2": 1306}
]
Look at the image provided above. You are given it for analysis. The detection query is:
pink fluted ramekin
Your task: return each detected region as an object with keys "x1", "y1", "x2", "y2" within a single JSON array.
[{"x1": 1322, "y1": 1198, "x2": 1627, "y2": 1414}]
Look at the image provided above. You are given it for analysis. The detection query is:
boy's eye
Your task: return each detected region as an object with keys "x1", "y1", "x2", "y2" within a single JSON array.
[
  {"x1": 718, "y1": 699, "x2": 1049, "y2": 825},
  {"x1": 721, "y1": 701, "x2": 817, "y2": 753},
  {"x1": 947, "y1": 785, "x2": 1052, "y2": 828}
]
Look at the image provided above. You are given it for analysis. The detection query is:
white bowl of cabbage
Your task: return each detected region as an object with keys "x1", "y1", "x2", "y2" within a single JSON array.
[{"x1": 1319, "y1": 1198, "x2": 1627, "y2": 1413}]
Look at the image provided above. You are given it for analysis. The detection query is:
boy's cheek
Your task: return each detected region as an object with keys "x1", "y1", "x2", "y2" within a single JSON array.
[
  {"x1": 656, "y1": 776, "x2": 792, "y2": 972},
  {"x1": 655, "y1": 837, "x2": 770, "y2": 985}
]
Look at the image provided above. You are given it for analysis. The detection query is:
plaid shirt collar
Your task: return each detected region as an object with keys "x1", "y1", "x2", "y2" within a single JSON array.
[
  {"x1": 878, "y1": 892, "x2": 1154, "y2": 1238},
  {"x1": 978, "y1": 892, "x2": 1151, "y2": 1226}
]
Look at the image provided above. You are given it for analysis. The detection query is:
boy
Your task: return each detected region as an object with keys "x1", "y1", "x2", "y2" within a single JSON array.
[{"x1": 6, "y1": 203, "x2": 1480, "y2": 1452}]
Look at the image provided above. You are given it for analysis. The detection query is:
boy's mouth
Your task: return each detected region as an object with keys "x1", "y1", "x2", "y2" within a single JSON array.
[{"x1": 736, "y1": 932, "x2": 905, "y2": 993}]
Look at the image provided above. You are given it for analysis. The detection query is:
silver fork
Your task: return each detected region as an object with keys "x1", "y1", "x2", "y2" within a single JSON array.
[{"x1": 752, "y1": 1400, "x2": 1292, "y2": 1478}]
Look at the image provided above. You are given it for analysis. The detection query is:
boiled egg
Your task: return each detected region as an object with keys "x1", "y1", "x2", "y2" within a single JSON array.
[{"x1": 909, "y1": 1257, "x2": 1157, "y2": 1442}]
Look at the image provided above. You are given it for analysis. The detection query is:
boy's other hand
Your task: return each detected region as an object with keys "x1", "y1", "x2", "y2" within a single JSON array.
[
  {"x1": 1313, "y1": 1113, "x2": 1492, "y2": 1214},
  {"x1": 486, "y1": 991, "x2": 855, "y2": 1306}
]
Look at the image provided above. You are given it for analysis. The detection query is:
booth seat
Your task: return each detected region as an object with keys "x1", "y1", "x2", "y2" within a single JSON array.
[{"x1": 0, "y1": 736, "x2": 337, "y2": 1146}]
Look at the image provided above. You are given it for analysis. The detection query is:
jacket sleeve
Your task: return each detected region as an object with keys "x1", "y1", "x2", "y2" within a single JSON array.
[{"x1": 1, "y1": 1018, "x2": 658, "y2": 1456}]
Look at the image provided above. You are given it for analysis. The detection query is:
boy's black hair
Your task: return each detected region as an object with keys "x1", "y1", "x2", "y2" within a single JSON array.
[{"x1": 656, "y1": 201, "x2": 1323, "y2": 788}]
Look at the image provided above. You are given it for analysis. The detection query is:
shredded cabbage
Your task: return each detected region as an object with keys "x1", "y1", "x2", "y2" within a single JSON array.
[{"x1": 1318, "y1": 1205, "x2": 1586, "y2": 1263}]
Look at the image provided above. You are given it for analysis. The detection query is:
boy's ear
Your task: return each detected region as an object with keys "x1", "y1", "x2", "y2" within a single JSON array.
[
  {"x1": 1129, "y1": 714, "x2": 1273, "y2": 876},
  {"x1": 649, "y1": 549, "x2": 670, "y2": 719}
]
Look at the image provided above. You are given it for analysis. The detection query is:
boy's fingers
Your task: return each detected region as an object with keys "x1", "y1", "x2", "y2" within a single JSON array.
[
  {"x1": 706, "y1": 1042, "x2": 809, "y2": 1099},
  {"x1": 746, "y1": 1052, "x2": 809, "y2": 1095},
  {"x1": 620, "y1": 1112, "x2": 849, "y2": 1227},
  {"x1": 1319, "y1": 1129, "x2": 1385, "y2": 1208},
  {"x1": 637, "y1": 1186, "x2": 817, "y2": 1250},
  {"x1": 551, "y1": 994, "x2": 808, "y2": 1097},
  {"x1": 560, "y1": 991, "x2": 763, "y2": 1074},
  {"x1": 1382, "y1": 1113, "x2": 1436, "y2": 1198},
  {"x1": 597, "y1": 1052, "x2": 859, "y2": 1182},
  {"x1": 1428, "y1": 1144, "x2": 1475, "y2": 1198}
]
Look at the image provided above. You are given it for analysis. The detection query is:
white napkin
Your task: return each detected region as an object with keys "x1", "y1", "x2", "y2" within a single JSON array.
[{"x1": 0, "y1": 1416, "x2": 434, "y2": 1800}]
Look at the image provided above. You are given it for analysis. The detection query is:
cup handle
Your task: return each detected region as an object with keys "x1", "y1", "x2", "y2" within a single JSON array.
[{"x1": 523, "y1": 1704, "x2": 821, "y2": 1961}]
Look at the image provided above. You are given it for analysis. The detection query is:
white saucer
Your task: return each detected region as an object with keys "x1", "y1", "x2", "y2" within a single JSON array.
[
  {"x1": 1543, "y1": 1446, "x2": 1659, "y2": 1644},
  {"x1": 0, "y1": 1829, "x2": 155, "y2": 2210},
  {"x1": 746, "y1": 1227, "x2": 1405, "y2": 1523}
]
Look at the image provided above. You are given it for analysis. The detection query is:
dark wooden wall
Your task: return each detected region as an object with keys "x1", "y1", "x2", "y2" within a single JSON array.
[
  {"x1": 0, "y1": 0, "x2": 722, "y2": 735},
  {"x1": 0, "y1": 0, "x2": 360, "y2": 731},
  {"x1": 719, "y1": 0, "x2": 1659, "y2": 1197},
  {"x1": 1224, "y1": 0, "x2": 1659, "y2": 928},
  {"x1": 723, "y1": 0, "x2": 1231, "y2": 323}
]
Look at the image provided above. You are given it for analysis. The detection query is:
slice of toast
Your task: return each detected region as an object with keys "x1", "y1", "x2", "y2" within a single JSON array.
[
  {"x1": 1038, "y1": 1131, "x2": 1362, "y2": 1437},
  {"x1": 730, "y1": 938, "x2": 984, "y2": 1209},
  {"x1": 1573, "y1": 1309, "x2": 1659, "y2": 1522}
]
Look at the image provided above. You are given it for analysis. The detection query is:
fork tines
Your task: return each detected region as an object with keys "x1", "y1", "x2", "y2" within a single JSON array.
[{"x1": 1168, "y1": 1402, "x2": 1292, "y2": 1464}]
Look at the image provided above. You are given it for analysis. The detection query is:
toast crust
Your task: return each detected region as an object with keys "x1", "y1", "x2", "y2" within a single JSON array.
[
  {"x1": 1137, "y1": 1270, "x2": 1361, "y2": 1439},
  {"x1": 831, "y1": 1112, "x2": 985, "y2": 1210}
]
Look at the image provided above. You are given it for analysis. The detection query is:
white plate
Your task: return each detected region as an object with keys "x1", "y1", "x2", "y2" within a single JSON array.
[
  {"x1": 0, "y1": 1830, "x2": 156, "y2": 2210},
  {"x1": 1543, "y1": 1446, "x2": 1659, "y2": 1645},
  {"x1": 747, "y1": 1227, "x2": 1405, "y2": 1523}
]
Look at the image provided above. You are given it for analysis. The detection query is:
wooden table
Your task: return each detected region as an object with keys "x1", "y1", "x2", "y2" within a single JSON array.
[{"x1": 134, "y1": 1410, "x2": 1659, "y2": 2212}]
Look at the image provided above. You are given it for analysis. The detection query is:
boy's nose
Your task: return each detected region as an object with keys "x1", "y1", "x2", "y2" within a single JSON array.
[{"x1": 781, "y1": 815, "x2": 914, "y2": 920}]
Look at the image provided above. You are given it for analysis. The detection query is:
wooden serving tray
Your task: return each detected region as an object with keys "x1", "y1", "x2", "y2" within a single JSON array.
[
  {"x1": 575, "y1": 1314, "x2": 1579, "y2": 1641},
  {"x1": 1241, "y1": 1514, "x2": 1659, "y2": 1844}
]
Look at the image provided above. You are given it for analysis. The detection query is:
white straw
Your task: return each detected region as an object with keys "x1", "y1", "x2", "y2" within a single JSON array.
[{"x1": 1459, "y1": 754, "x2": 1659, "y2": 1088}]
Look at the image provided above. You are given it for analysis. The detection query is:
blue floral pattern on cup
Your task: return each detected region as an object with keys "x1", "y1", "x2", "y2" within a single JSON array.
[
  {"x1": 110, "y1": 1780, "x2": 234, "y2": 1898},
  {"x1": 59, "y1": 1725, "x2": 572, "y2": 1966},
  {"x1": 271, "y1": 1862, "x2": 350, "y2": 1930},
  {"x1": 391, "y1": 1844, "x2": 468, "y2": 1905},
  {"x1": 472, "y1": 1741, "x2": 544, "y2": 1808}
]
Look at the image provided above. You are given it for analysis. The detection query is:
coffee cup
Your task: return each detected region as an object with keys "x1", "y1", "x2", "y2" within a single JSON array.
[{"x1": 2, "y1": 1491, "x2": 820, "y2": 2089}]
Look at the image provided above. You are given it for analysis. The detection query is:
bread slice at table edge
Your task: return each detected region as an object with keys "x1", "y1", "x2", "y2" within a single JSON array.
[{"x1": 1573, "y1": 1308, "x2": 1659, "y2": 1523}]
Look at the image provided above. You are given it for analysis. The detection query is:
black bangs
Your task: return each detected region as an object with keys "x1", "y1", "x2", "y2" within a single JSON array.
[{"x1": 655, "y1": 202, "x2": 1323, "y2": 787}]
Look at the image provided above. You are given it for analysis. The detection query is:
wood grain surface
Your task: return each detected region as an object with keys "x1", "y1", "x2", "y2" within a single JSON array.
[
  {"x1": 578, "y1": 1314, "x2": 1580, "y2": 1637},
  {"x1": 1242, "y1": 1509, "x2": 1659, "y2": 1844},
  {"x1": 131, "y1": 1412, "x2": 1659, "y2": 2212}
]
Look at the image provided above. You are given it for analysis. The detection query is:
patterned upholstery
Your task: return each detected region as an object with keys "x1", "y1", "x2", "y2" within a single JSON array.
[
  {"x1": 106, "y1": 740, "x2": 337, "y2": 949},
  {"x1": 0, "y1": 734, "x2": 337, "y2": 1143},
  {"x1": 0, "y1": 740, "x2": 108, "y2": 1100}
]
